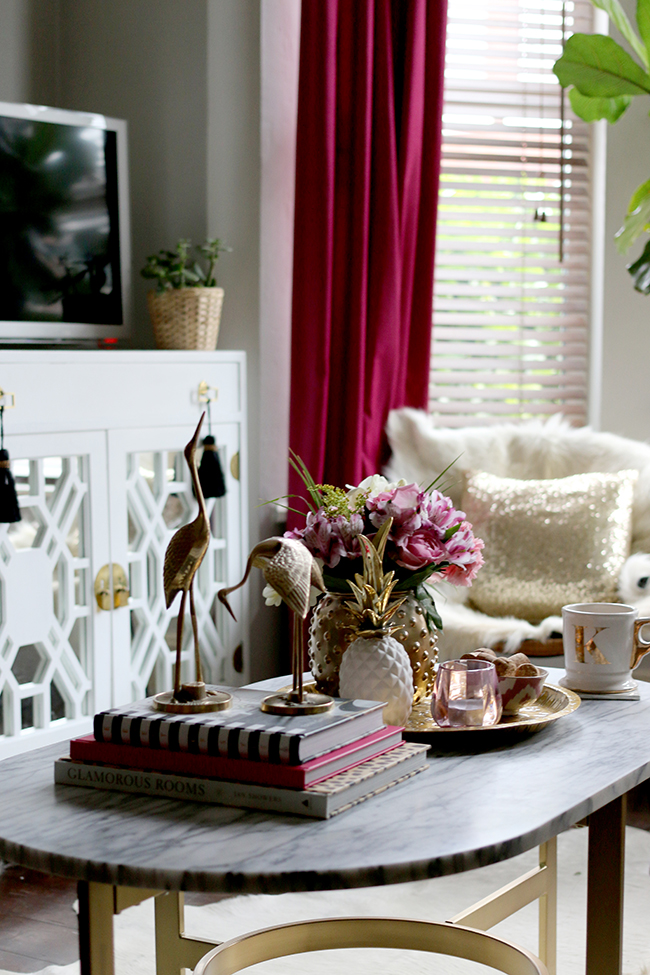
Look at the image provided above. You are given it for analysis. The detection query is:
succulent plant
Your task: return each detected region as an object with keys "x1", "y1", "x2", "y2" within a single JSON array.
[{"x1": 141, "y1": 238, "x2": 231, "y2": 293}]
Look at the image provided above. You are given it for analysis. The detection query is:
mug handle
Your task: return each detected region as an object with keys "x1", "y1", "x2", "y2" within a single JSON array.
[{"x1": 632, "y1": 617, "x2": 650, "y2": 670}]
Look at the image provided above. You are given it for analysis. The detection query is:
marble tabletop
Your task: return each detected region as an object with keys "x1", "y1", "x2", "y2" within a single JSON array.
[{"x1": 0, "y1": 668, "x2": 649, "y2": 896}]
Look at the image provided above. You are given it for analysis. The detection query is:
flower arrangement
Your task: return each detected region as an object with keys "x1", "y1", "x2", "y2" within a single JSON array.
[{"x1": 277, "y1": 460, "x2": 484, "y2": 630}]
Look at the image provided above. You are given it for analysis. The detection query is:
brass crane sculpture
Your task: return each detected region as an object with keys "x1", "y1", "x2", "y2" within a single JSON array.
[
  {"x1": 218, "y1": 538, "x2": 333, "y2": 714},
  {"x1": 153, "y1": 413, "x2": 231, "y2": 714}
]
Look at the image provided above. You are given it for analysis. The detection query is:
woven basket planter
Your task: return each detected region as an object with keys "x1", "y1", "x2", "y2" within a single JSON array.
[{"x1": 147, "y1": 287, "x2": 224, "y2": 350}]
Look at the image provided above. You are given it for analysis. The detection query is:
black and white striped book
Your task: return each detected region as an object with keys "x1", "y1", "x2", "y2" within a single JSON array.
[{"x1": 93, "y1": 686, "x2": 386, "y2": 765}]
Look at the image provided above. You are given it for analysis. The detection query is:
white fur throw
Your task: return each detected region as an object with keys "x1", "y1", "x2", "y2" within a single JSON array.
[{"x1": 384, "y1": 409, "x2": 650, "y2": 657}]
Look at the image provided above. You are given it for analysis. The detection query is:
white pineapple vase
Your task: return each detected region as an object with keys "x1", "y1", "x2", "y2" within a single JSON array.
[{"x1": 339, "y1": 634, "x2": 413, "y2": 726}]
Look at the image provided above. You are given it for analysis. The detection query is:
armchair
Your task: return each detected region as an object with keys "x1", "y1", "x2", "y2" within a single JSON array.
[{"x1": 385, "y1": 409, "x2": 650, "y2": 662}]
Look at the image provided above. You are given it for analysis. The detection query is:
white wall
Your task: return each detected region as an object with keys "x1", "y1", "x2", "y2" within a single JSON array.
[
  {"x1": 259, "y1": 0, "x2": 300, "y2": 516},
  {"x1": 599, "y1": 0, "x2": 650, "y2": 442}
]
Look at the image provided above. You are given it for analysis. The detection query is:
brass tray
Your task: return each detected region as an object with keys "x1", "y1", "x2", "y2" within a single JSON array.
[{"x1": 403, "y1": 683, "x2": 581, "y2": 744}]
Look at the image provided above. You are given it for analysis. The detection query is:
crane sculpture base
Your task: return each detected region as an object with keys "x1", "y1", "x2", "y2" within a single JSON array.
[
  {"x1": 153, "y1": 683, "x2": 232, "y2": 714},
  {"x1": 260, "y1": 691, "x2": 333, "y2": 716}
]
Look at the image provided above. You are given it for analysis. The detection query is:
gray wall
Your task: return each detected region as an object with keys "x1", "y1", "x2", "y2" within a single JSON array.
[
  {"x1": 0, "y1": 0, "x2": 59, "y2": 104},
  {"x1": 58, "y1": 0, "x2": 209, "y2": 350},
  {"x1": 206, "y1": 0, "x2": 268, "y2": 677}
]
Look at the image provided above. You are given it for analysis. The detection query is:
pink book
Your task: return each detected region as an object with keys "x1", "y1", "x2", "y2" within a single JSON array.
[{"x1": 69, "y1": 726, "x2": 403, "y2": 789}]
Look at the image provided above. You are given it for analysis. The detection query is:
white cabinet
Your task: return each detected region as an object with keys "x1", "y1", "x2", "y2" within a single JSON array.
[{"x1": 0, "y1": 350, "x2": 248, "y2": 758}]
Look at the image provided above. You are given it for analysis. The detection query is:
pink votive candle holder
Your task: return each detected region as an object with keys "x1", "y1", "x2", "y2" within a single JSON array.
[{"x1": 432, "y1": 659, "x2": 503, "y2": 728}]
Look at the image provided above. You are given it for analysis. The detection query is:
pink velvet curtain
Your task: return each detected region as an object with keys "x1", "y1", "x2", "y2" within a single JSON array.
[{"x1": 288, "y1": 0, "x2": 447, "y2": 523}]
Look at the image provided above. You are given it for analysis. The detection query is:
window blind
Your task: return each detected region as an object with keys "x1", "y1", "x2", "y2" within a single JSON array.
[{"x1": 429, "y1": 0, "x2": 594, "y2": 427}]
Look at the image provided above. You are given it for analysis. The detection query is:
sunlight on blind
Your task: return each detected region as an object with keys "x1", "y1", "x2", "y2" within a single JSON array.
[{"x1": 429, "y1": 0, "x2": 594, "y2": 427}]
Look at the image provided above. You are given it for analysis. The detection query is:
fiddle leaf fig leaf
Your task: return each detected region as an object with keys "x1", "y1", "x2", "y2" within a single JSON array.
[
  {"x1": 553, "y1": 33, "x2": 650, "y2": 97},
  {"x1": 614, "y1": 178, "x2": 650, "y2": 253},
  {"x1": 628, "y1": 176, "x2": 650, "y2": 212},
  {"x1": 637, "y1": 0, "x2": 650, "y2": 67},
  {"x1": 568, "y1": 87, "x2": 632, "y2": 121},
  {"x1": 590, "y1": 0, "x2": 648, "y2": 68},
  {"x1": 626, "y1": 237, "x2": 650, "y2": 292}
]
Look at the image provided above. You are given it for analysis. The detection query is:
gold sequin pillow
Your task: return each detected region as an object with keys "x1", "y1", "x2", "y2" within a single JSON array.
[{"x1": 462, "y1": 469, "x2": 637, "y2": 623}]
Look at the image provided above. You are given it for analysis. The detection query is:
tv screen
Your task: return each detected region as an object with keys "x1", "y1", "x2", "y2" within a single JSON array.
[{"x1": 0, "y1": 102, "x2": 131, "y2": 343}]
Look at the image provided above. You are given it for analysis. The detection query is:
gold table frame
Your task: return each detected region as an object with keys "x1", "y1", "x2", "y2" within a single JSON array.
[
  {"x1": 78, "y1": 835, "x2": 562, "y2": 975},
  {"x1": 79, "y1": 798, "x2": 627, "y2": 975}
]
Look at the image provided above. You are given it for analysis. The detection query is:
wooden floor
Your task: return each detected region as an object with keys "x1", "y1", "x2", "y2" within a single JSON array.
[
  {"x1": 0, "y1": 866, "x2": 222, "y2": 973},
  {"x1": 0, "y1": 790, "x2": 649, "y2": 973}
]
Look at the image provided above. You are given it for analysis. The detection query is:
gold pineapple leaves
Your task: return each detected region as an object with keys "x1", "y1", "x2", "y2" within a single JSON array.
[{"x1": 346, "y1": 519, "x2": 406, "y2": 632}]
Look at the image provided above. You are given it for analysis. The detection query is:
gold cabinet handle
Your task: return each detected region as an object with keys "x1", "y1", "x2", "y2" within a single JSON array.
[
  {"x1": 94, "y1": 564, "x2": 130, "y2": 610},
  {"x1": 198, "y1": 381, "x2": 218, "y2": 404},
  {"x1": 230, "y1": 451, "x2": 240, "y2": 481}
]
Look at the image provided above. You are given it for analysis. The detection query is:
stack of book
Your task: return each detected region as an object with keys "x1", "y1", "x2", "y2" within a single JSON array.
[{"x1": 54, "y1": 686, "x2": 428, "y2": 818}]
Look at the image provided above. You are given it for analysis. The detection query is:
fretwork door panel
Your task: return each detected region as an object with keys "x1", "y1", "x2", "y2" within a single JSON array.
[
  {"x1": 0, "y1": 350, "x2": 248, "y2": 758},
  {"x1": 0, "y1": 431, "x2": 111, "y2": 758},
  {"x1": 108, "y1": 423, "x2": 245, "y2": 704}
]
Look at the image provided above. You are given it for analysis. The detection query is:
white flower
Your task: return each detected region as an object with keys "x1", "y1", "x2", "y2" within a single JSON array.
[
  {"x1": 345, "y1": 474, "x2": 408, "y2": 506},
  {"x1": 262, "y1": 583, "x2": 282, "y2": 607}
]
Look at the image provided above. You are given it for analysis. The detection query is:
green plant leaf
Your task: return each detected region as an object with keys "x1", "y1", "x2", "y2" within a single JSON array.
[
  {"x1": 638, "y1": 0, "x2": 650, "y2": 65},
  {"x1": 591, "y1": 0, "x2": 649, "y2": 68},
  {"x1": 140, "y1": 238, "x2": 228, "y2": 288},
  {"x1": 626, "y1": 236, "x2": 650, "y2": 291},
  {"x1": 288, "y1": 450, "x2": 322, "y2": 511},
  {"x1": 553, "y1": 33, "x2": 650, "y2": 97},
  {"x1": 568, "y1": 87, "x2": 632, "y2": 121},
  {"x1": 413, "y1": 583, "x2": 443, "y2": 632},
  {"x1": 614, "y1": 178, "x2": 650, "y2": 252},
  {"x1": 393, "y1": 564, "x2": 437, "y2": 591},
  {"x1": 422, "y1": 453, "x2": 463, "y2": 495},
  {"x1": 629, "y1": 176, "x2": 650, "y2": 211}
]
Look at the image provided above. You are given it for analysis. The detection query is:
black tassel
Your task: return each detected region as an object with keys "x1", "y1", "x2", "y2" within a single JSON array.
[
  {"x1": 198, "y1": 436, "x2": 226, "y2": 498},
  {"x1": 0, "y1": 448, "x2": 21, "y2": 523}
]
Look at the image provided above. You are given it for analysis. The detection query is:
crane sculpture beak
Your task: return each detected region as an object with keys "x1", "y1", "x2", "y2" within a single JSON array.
[
  {"x1": 218, "y1": 537, "x2": 325, "y2": 621},
  {"x1": 184, "y1": 412, "x2": 204, "y2": 466}
]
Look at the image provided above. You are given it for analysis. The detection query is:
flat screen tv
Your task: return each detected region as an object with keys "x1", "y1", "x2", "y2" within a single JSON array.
[{"x1": 0, "y1": 101, "x2": 131, "y2": 343}]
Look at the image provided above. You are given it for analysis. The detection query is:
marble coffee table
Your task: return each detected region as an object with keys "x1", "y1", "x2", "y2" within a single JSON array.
[{"x1": 0, "y1": 668, "x2": 648, "y2": 975}]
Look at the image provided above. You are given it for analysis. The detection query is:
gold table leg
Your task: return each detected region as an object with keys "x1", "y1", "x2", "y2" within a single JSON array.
[
  {"x1": 538, "y1": 837, "x2": 557, "y2": 975},
  {"x1": 449, "y1": 838, "x2": 557, "y2": 975},
  {"x1": 78, "y1": 881, "x2": 116, "y2": 975},
  {"x1": 586, "y1": 794, "x2": 626, "y2": 975},
  {"x1": 154, "y1": 891, "x2": 219, "y2": 975},
  {"x1": 78, "y1": 883, "x2": 202, "y2": 975}
]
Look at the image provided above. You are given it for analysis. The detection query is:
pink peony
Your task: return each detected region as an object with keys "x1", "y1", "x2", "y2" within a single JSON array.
[
  {"x1": 286, "y1": 510, "x2": 363, "y2": 567},
  {"x1": 367, "y1": 483, "x2": 423, "y2": 533},
  {"x1": 285, "y1": 477, "x2": 484, "y2": 584},
  {"x1": 392, "y1": 526, "x2": 448, "y2": 570},
  {"x1": 440, "y1": 522, "x2": 485, "y2": 586}
]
